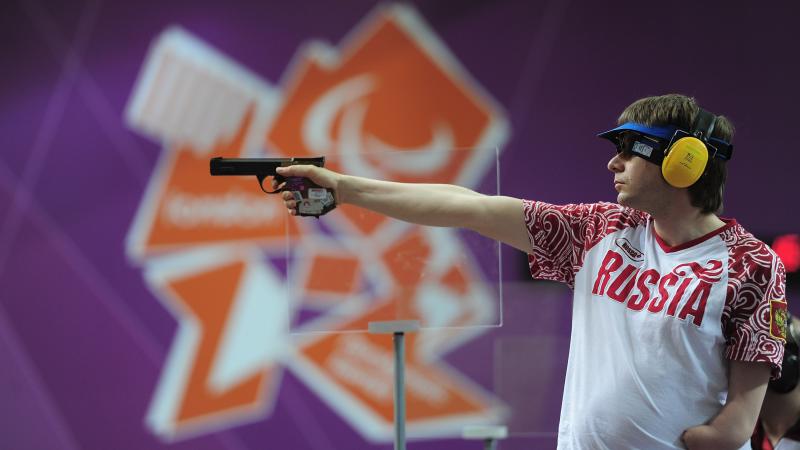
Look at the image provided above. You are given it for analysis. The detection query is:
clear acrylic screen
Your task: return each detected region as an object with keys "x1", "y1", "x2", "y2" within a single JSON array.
[
  {"x1": 284, "y1": 147, "x2": 502, "y2": 334},
  {"x1": 490, "y1": 281, "x2": 570, "y2": 442}
]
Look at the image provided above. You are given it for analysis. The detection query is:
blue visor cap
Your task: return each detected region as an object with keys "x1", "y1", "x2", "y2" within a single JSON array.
[
  {"x1": 598, "y1": 122, "x2": 734, "y2": 162},
  {"x1": 598, "y1": 122, "x2": 678, "y2": 141},
  {"x1": 598, "y1": 123, "x2": 676, "y2": 165}
]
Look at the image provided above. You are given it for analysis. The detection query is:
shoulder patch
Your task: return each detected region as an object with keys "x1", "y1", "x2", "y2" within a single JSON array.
[{"x1": 771, "y1": 299, "x2": 789, "y2": 342}]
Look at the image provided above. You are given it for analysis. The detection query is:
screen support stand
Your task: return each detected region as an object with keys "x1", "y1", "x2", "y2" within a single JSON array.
[
  {"x1": 368, "y1": 320, "x2": 421, "y2": 450},
  {"x1": 462, "y1": 425, "x2": 508, "y2": 450}
]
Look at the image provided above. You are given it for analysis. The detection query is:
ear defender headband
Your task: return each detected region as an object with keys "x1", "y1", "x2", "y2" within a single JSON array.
[
  {"x1": 598, "y1": 108, "x2": 734, "y2": 188},
  {"x1": 769, "y1": 313, "x2": 800, "y2": 394}
]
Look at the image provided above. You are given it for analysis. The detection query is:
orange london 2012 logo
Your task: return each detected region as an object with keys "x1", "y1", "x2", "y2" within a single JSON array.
[
  {"x1": 267, "y1": 5, "x2": 507, "y2": 234},
  {"x1": 125, "y1": 3, "x2": 509, "y2": 442}
]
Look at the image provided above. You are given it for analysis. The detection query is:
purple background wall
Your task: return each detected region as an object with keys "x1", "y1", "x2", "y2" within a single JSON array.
[{"x1": 2, "y1": 0, "x2": 799, "y2": 449}]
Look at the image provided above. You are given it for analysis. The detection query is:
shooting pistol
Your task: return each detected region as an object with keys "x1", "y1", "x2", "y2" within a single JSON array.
[{"x1": 210, "y1": 156, "x2": 336, "y2": 217}]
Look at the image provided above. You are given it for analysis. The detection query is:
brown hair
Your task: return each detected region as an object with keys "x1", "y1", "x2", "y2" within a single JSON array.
[{"x1": 618, "y1": 94, "x2": 734, "y2": 214}]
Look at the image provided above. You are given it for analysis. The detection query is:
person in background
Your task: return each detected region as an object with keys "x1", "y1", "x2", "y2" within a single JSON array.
[{"x1": 753, "y1": 313, "x2": 800, "y2": 450}]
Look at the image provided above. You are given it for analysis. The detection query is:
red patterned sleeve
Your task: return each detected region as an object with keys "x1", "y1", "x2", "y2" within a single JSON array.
[
  {"x1": 721, "y1": 228, "x2": 787, "y2": 379},
  {"x1": 522, "y1": 201, "x2": 644, "y2": 288}
]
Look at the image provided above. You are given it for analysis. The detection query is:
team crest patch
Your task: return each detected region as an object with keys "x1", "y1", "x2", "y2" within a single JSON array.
[{"x1": 771, "y1": 299, "x2": 789, "y2": 342}]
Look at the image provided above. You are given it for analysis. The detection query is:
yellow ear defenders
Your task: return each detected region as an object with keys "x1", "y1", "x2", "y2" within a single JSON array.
[{"x1": 660, "y1": 109, "x2": 718, "y2": 188}]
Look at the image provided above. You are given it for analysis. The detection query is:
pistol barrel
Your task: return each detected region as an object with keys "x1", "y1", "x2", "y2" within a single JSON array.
[{"x1": 209, "y1": 157, "x2": 325, "y2": 175}]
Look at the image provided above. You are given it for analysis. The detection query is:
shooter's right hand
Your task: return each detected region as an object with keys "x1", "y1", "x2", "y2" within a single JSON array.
[{"x1": 275, "y1": 165, "x2": 343, "y2": 215}]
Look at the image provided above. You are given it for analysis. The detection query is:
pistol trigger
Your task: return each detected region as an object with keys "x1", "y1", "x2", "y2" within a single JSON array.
[
  {"x1": 256, "y1": 174, "x2": 275, "y2": 195},
  {"x1": 255, "y1": 174, "x2": 266, "y2": 192},
  {"x1": 257, "y1": 174, "x2": 283, "y2": 195}
]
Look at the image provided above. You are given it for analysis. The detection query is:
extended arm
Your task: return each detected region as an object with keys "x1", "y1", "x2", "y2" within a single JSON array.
[
  {"x1": 681, "y1": 360, "x2": 771, "y2": 450},
  {"x1": 275, "y1": 165, "x2": 532, "y2": 253}
]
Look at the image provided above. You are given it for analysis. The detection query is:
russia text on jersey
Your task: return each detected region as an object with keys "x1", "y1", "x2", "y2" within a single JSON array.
[{"x1": 591, "y1": 249, "x2": 723, "y2": 327}]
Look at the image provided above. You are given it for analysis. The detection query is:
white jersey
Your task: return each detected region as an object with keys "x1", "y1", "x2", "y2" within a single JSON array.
[
  {"x1": 522, "y1": 201, "x2": 787, "y2": 450},
  {"x1": 776, "y1": 440, "x2": 800, "y2": 450}
]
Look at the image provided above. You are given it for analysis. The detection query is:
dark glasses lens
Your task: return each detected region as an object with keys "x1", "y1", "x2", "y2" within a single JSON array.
[
  {"x1": 615, "y1": 132, "x2": 637, "y2": 154},
  {"x1": 614, "y1": 131, "x2": 667, "y2": 164}
]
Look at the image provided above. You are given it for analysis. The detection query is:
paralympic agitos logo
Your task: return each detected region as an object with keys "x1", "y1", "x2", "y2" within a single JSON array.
[{"x1": 124, "y1": 4, "x2": 509, "y2": 442}]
